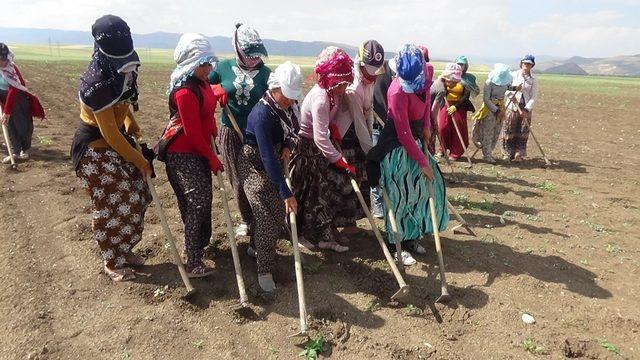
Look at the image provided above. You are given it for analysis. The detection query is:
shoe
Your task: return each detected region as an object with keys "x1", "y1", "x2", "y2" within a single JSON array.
[
  {"x1": 18, "y1": 150, "x2": 29, "y2": 160},
  {"x1": 186, "y1": 261, "x2": 214, "y2": 278},
  {"x1": 2, "y1": 154, "x2": 17, "y2": 164},
  {"x1": 406, "y1": 241, "x2": 427, "y2": 255},
  {"x1": 258, "y1": 273, "x2": 276, "y2": 292},
  {"x1": 247, "y1": 246, "x2": 257, "y2": 258},
  {"x1": 483, "y1": 155, "x2": 496, "y2": 164},
  {"x1": 393, "y1": 250, "x2": 417, "y2": 266},
  {"x1": 372, "y1": 203, "x2": 384, "y2": 219},
  {"x1": 513, "y1": 153, "x2": 523, "y2": 162},
  {"x1": 297, "y1": 236, "x2": 316, "y2": 250},
  {"x1": 235, "y1": 223, "x2": 248, "y2": 237}
]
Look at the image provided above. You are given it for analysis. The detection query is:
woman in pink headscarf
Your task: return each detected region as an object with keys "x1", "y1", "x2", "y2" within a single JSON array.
[{"x1": 289, "y1": 46, "x2": 365, "y2": 253}]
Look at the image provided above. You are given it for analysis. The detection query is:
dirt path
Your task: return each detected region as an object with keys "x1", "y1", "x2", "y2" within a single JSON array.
[{"x1": 1, "y1": 62, "x2": 638, "y2": 359}]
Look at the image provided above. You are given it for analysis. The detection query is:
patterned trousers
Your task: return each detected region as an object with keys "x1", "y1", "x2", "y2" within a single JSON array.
[
  {"x1": 77, "y1": 147, "x2": 151, "y2": 268},
  {"x1": 219, "y1": 126, "x2": 253, "y2": 232},
  {"x1": 501, "y1": 108, "x2": 531, "y2": 158},
  {"x1": 165, "y1": 153, "x2": 212, "y2": 267},
  {"x1": 238, "y1": 145, "x2": 288, "y2": 275}
]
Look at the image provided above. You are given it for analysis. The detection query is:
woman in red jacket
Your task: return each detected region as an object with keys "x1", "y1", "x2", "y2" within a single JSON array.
[
  {"x1": 0, "y1": 43, "x2": 45, "y2": 164},
  {"x1": 162, "y1": 33, "x2": 224, "y2": 277}
]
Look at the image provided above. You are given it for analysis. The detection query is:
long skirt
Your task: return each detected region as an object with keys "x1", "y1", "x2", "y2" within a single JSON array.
[
  {"x1": 1, "y1": 90, "x2": 34, "y2": 154},
  {"x1": 437, "y1": 106, "x2": 468, "y2": 159},
  {"x1": 165, "y1": 153, "x2": 212, "y2": 268},
  {"x1": 219, "y1": 126, "x2": 253, "y2": 231},
  {"x1": 471, "y1": 111, "x2": 502, "y2": 158},
  {"x1": 501, "y1": 108, "x2": 531, "y2": 158},
  {"x1": 76, "y1": 147, "x2": 151, "y2": 268},
  {"x1": 340, "y1": 124, "x2": 370, "y2": 220},
  {"x1": 290, "y1": 137, "x2": 365, "y2": 244},
  {"x1": 380, "y1": 139, "x2": 449, "y2": 244},
  {"x1": 238, "y1": 145, "x2": 287, "y2": 275}
]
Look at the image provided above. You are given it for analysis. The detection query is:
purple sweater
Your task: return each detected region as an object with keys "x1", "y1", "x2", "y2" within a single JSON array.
[{"x1": 387, "y1": 78, "x2": 431, "y2": 168}]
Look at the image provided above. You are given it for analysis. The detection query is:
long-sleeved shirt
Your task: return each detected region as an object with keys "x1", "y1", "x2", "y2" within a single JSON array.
[
  {"x1": 482, "y1": 81, "x2": 510, "y2": 113},
  {"x1": 507, "y1": 70, "x2": 539, "y2": 112},
  {"x1": 209, "y1": 59, "x2": 271, "y2": 131},
  {"x1": 167, "y1": 81, "x2": 218, "y2": 165},
  {"x1": 245, "y1": 99, "x2": 293, "y2": 199},
  {"x1": 298, "y1": 85, "x2": 342, "y2": 163},
  {"x1": 387, "y1": 78, "x2": 430, "y2": 168},
  {"x1": 80, "y1": 102, "x2": 147, "y2": 170}
]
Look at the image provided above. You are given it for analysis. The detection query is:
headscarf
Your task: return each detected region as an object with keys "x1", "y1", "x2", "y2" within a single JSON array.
[
  {"x1": 488, "y1": 63, "x2": 513, "y2": 86},
  {"x1": 233, "y1": 23, "x2": 268, "y2": 71},
  {"x1": 455, "y1": 55, "x2": 480, "y2": 96},
  {"x1": 440, "y1": 63, "x2": 462, "y2": 82},
  {"x1": 417, "y1": 45, "x2": 430, "y2": 62},
  {"x1": 394, "y1": 44, "x2": 426, "y2": 93},
  {"x1": 520, "y1": 54, "x2": 536, "y2": 67},
  {"x1": 262, "y1": 62, "x2": 303, "y2": 147},
  {"x1": 0, "y1": 44, "x2": 31, "y2": 94},
  {"x1": 168, "y1": 33, "x2": 218, "y2": 94},
  {"x1": 78, "y1": 15, "x2": 141, "y2": 113},
  {"x1": 314, "y1": 46, "x2": 354, "y2": 109}
]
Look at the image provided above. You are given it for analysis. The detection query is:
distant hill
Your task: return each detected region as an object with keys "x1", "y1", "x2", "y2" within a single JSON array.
[
  {"x1": 0, "y1": 27, "x2": 362, "y2": 58},
  {"x1": 538, "y1": 54, "x2": 640, "y2": 77},
  {"x1": 543, "y1": 62, "x2": 588, "y2": 75}
]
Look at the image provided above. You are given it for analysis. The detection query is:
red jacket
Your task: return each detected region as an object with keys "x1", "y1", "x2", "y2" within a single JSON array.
[
  {"x1": 1, "y1": 65, "x2": 45, "y2": 119},
  {"x1": 167, "y1": 81, "x2": 218, "y2": 162}
]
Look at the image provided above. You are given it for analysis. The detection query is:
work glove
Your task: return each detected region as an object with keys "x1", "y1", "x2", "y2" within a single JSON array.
[
  {"x1": 333, "y1": 158, "x2": 356, "y2": 177},
  {"x1": 329, "y1": 123, "x2": 342, "y2": 145},
  {"x1": 447, "y1": 105, "x2": 457, "y2": 115},
  {"x1": 209, "y1": 156, "x2": 224, "y2": 175}
]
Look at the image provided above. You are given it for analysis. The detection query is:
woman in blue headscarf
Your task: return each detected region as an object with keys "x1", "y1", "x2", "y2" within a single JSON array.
[{"x1": 367, "y1": 44, "x2": 448, "y2": 266}]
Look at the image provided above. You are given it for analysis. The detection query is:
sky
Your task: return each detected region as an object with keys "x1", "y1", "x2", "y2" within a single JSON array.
[{"x1": 4, "y1": 0, "x2": 640, "y2": 59}]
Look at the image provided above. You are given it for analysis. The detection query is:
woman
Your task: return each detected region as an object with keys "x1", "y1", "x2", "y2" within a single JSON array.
[
  {"x1": 238, "y1": 61, "x2": 302, "y2": 292},
  {"x1": 209, "y1": 23, "x2": 271, "y2": 238},
  {"x1": 502, "y1": 55, "x2": 539, "y2": 162},
  {"x1": 70, "y1": 15, "x2": 153, "y2": 281},
  {"x1": 0, "y1": 43, "x2": 45, "y2": 164},
  {"x1": 471, "y1": 63, "x2": 516, "y2": 163},
  {"x1": 335, "y1": 40, "x2": 385, "y2": 224},
  {"x1": 431, "y1": 63, "x2": 465, "y2": 160},
  {"x1": 290, "y1": 46, "x2": 363, "y2": 253},
  {"x1": 158, "y1": 33, "x2": 224, "y2": 277},
  {"x1": 367, "y1": 44, "x2": 449, "y2": 266}
]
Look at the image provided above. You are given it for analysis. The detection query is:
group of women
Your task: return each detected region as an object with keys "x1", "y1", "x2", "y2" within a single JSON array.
[{"x1": 62, "y1": 15, "x2": 539, "y2": 292}]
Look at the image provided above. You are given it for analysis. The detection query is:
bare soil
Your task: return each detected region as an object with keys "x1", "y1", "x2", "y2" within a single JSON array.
[{"x1": 1, "y1": 61, "x2": 638, "y2": 359}]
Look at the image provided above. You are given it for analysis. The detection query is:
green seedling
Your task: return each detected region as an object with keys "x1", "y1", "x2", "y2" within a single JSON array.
[
  {"x1": 523, "y1": 339, "x2": 546, "y2": 355},
  {"x1": 299, "y1": 335, "x2": 325, "y2": 360},
  {"x1": 192, "y1": 340, "x2": 204, "y2": 350},
  {"x1": 596, "y1": 337, "x2": 621, "y2": 355},
  {"x1": 537, "y1": 180, "x2": 556, "y2": 192}
]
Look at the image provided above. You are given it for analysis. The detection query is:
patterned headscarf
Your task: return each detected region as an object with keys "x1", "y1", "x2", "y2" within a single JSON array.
[
  {"x1": 394, "y1": 44, "x2": 426, "y2": 93},
  {"x1": 168, "y1": 33, "x2": 218, "y2": 93},
  {"x1": 0, "y1": 45, "x2": 31, "y2": 94},
  {"x1": 78, "y1": 15, "x2": 141, "y2": 113},
  {"x1": 233, "y1": 23, "x2": 268, "y2": 71},
  {"x1": 440, "y1": 63, "x2": 462, "y2": 82},
  {"x1": 314, "y1": 46, "x2": 354, "y2": 109}
]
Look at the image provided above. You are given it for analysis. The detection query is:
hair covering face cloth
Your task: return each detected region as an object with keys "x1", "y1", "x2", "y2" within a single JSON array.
[
  {"x1": 263, "y1": 61, "x2": 303, "y2": 146},
  {"x1": 78, "y1": 15, "x2": 141, "y2": 113},
  {"x1": 488, "y1": 63, "x2": 513, "y2": 86},
  {"x1": 314, "y1": 46, "x2": 354, "y2": 109},
  {"x1": 267, "y1": 60, "x2": 302, "y2": 100},
  {"x1": 0, "y1": 44, "x2": 30, "y2": 94},
  {"x1": 440, "y1": 63, "x2": 462, "y2": 82},
  {"x1": 394, "y1": 44, "x2": 426, "y2": 94},
  {"x1": 233, "y1": 24, "x2": 268, "y2": 71},
  {"x1": 168, "y1": 33, "x2": 218, "y2": 93}
]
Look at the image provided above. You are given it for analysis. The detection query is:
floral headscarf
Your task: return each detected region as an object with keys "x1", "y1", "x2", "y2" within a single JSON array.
[
  {"x1": 394, "y1": 44, "x2": 426, "y2": 93},
  {"x1": 440, "y1": 63, "x2": 462, "y2": 82},
  {"x1": 168, "y1": 33, "x2": 218, "y2": 93},
  {"x1": 233, "y1": 23, "x2": 268, "y2": 71},
  {"x1": 314, "y1": 46, "x2": 354, "y2": 108}
]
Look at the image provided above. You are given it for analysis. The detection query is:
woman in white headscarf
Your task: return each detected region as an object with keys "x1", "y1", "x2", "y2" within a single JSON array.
[
  {"x1": 159, "y1": 33, "x2": 223, "y2": 278},
  {"x1": 238, "y1": 61, "x2": 302, "y2": 293}
]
